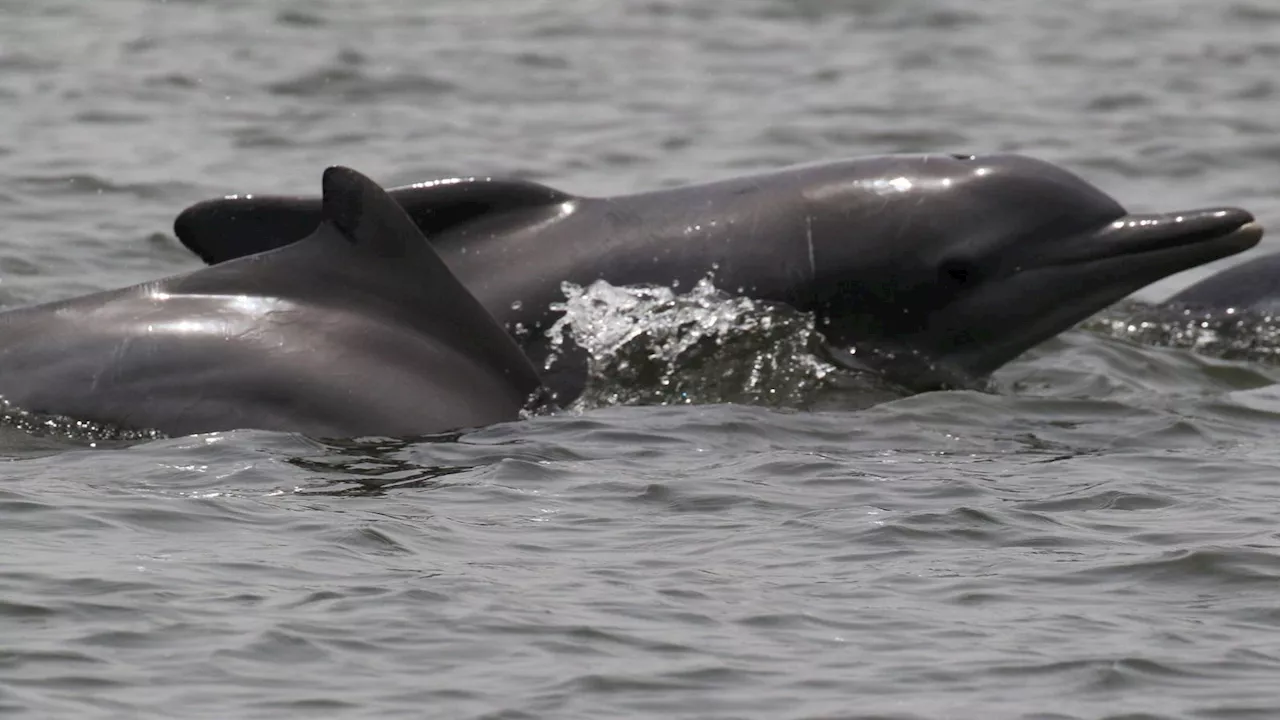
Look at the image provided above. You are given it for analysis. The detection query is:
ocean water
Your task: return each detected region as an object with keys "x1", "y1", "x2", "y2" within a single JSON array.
[{"x1": 3, "y1": 1, "x2": 1280, "y2": 718}]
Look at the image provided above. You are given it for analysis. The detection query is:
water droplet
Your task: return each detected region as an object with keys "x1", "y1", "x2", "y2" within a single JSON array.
[{"x1": 543, "y1": 274, "x2": 841, "y2": 409}]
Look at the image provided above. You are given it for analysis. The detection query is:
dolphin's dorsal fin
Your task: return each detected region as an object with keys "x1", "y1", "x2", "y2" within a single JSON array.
[
  {"x1": 304, "y1": 163, "x2": 545, "y2": 397},
  {"x1": 321, "y1": 166, "x2": 423, "y2": 259},
  {"x1": 174, "y1": 175, "x2": 572, "y2": 265}
]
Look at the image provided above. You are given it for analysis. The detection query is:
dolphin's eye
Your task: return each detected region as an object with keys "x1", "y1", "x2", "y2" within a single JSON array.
[
  {"x1": 950, "y1": 154, "x2": 975, "y2": 160},
  {"x1": 939, "y1": 258, "x2": 980, "y2": 286}
]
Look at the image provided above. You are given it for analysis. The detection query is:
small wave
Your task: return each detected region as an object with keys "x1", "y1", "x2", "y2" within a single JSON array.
[
  {"x1": 14, "y1": 173, "x2": 185, "y2": 200},
  {"x1": 1230, "y1": 3, "x2": 1280, "y2": 23},
  {"x1": 276, "y1": 10, "x2": 326, "y2": 27},
  {"x1": 0, "y1": 51, "x2": 55, "y2": 72},
  {"x1": 266, "y1": 65, "x2": 457, "y2": 101},
  {"x1": 71, "y1": 110, "x2": 149, "y2": 125},
  {"x1": 753, "y1": 0, "x2": 982, "y2": 29},
  {"x1": 1066, "y1": 547, "x2": 1280, "y2": 587}
]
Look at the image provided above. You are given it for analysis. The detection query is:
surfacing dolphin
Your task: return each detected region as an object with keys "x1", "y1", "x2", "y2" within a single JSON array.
[
  {"x1": 173, "y1": 153, "x2": 1262, "y2": 396},
  {"x1": 1160, "y1": 251, "x2": 1280, "y2": 315},
  {"x1": 0, "y1": 167, "x2": 543, "y2": 438}
]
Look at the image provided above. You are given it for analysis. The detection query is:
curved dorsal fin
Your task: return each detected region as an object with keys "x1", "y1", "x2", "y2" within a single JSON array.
[
  {"x1": 322, "y1": 166, "x2": 421, "y2": 259},
  {"x1": 174, "y1": 175, "x2": 572, "y2": 265},
  {"x1": 308, "y1": 165, "x2": 545, "y2": 398}
]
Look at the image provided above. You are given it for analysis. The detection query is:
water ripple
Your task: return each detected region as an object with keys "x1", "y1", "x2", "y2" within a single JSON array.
[{"x1": 3, "y1": 0, "x2": 1280, "y2": 717}]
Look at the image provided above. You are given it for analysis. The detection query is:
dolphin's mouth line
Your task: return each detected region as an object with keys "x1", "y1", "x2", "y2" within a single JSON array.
[
  {"x1": 1028, "y1": 210, "x2": 1261, "y2": 270},
  {"x1": 1097, "y1": 220, "x2": 1263, "y2": 261}
]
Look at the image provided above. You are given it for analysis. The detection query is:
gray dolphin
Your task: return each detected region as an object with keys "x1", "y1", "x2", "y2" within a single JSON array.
[
  {"x1": 0, "y1": 166, "x2": 543, "y2": 438},
  {"x1": 1160, "y1": 251, "x2": 1280, "y2": 315},
  {"x1": 173, "y1": 154, "x2": 1262, "y2": 395}
]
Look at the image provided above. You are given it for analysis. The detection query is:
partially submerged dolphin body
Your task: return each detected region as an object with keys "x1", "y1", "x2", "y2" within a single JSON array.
[
  {"x1": 0, "y1": 167, "x2": 544, "y2": 438},
  {"x1": 173, "y1": 154, "x2": 1262, "y2": 395},
  {"x1": 1160, "y1": 251, "x2": 1280, "y2": 315}
]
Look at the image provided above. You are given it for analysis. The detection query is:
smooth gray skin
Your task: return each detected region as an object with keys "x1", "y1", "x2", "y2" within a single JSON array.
[
  {"x1": 0, "y1": 166, "x2": 543, "y2": 438},
  {"x1": 1162, "y1": 251, "x2": 1280, "y2": 315},
  {"x1": 174, "y1": 153, "x2": 1262, "y2": 395}
]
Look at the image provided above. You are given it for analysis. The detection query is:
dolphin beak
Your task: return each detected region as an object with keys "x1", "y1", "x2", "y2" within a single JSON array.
[{"x1": 1040, "y1": 208, "x2": 1262, "y2": 267}]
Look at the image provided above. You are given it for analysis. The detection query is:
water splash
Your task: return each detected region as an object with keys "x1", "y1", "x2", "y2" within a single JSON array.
[
  {"x1": 0, "y1": 398, "x2": 165, "y2": 445},
  {"x1": 544, "y1": 277, "x2": 847, "y2": 409}
]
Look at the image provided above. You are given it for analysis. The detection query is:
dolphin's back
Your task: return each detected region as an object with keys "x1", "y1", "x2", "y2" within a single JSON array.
[
  {"x1": 1164, "y1": 252, "x2": 1280, "y2": 315},
  {"x1": 0, "y1": 167, "x2": 544, "y2": 438},
  {"x1": 0, "y1": 294, "x2": 519, "y2": 437}
]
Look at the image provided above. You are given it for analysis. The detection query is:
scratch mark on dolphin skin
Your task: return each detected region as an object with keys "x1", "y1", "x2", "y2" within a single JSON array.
[
  {"x1": 805, "y1": 215, "x2": 815, "y2": 281},
  {"x1": 97, "y1": 336, "x2": 134, "y2": 393}
]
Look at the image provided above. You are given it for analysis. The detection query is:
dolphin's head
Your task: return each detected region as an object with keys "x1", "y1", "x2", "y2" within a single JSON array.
[{"x1": 804, "y1": 153, "x2": 1262, "y2": 389}]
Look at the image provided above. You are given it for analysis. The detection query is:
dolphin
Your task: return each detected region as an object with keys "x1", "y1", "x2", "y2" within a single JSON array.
[
  {"x1": 1160, "y1": 251, "x2": 1280, "y2": 315},
  {"x1": 0, "y1": 166, "x2": 543, "y2": 438},
  {"x1": 172, "y1": 153, "x2": 1262, "y2": 395}
]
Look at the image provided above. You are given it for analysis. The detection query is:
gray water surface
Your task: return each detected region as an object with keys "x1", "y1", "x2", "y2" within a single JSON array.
[{"x1": 4, "y1": 1, "x2": 1280, "y2": 718}]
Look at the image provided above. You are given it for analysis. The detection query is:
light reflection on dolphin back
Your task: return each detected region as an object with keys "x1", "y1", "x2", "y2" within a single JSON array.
[{"x1": 53, "y1": 289, "x2": 299, "y2": 343}]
